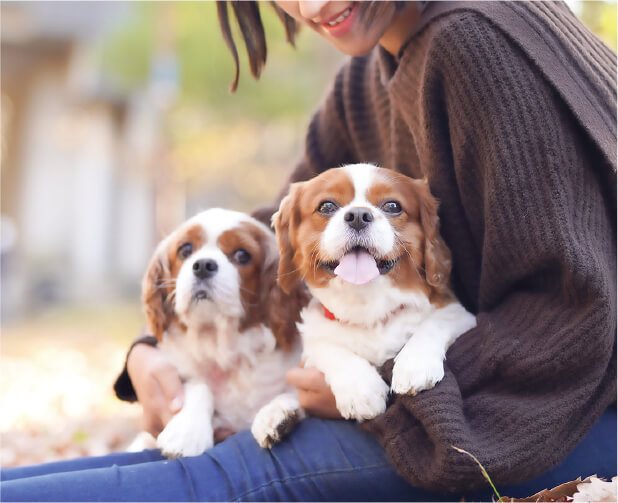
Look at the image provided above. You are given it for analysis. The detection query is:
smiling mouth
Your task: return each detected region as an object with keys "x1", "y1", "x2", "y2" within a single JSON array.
[
  {"x1": 323, "y1": 4, "x2": 355, "y2": 27},
  {"x1": 320, "y1": 247, "x2": 399, "y2": 276}
]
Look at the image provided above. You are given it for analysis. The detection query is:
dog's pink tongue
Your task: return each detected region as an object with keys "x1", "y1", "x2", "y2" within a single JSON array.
[{"x1": 334, "y1": 250, "x2": 379, "y2": 285}]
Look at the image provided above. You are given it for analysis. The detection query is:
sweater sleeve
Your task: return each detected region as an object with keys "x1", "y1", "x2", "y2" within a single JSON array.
[
  {"x1": 362, "y1": 13, "x2": 617, "y2": 493},
  {"x1": 252, "y1": 64, "x2": 357, "y2": 226}
]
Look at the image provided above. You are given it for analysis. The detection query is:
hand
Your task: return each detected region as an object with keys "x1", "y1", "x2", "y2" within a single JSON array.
[
  {"x1": 285, "y1": 365, "x2": 342, "y2": 419},
  {"x1": 127, "y1": 343, "x2": 185, "y2": 437},
  {"x1": 214, "y1": 427, "x2": 236, "y2": 444}
]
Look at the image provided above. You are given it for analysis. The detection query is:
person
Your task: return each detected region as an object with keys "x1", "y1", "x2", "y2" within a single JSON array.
[{"x1": 2, "y1": 1, "x2": 615, "y2": 501}]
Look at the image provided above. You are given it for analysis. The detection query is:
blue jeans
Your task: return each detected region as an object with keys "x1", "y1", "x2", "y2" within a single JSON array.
[{"x1": 2, "y1": 410, "x2": 616, "y2": 502}]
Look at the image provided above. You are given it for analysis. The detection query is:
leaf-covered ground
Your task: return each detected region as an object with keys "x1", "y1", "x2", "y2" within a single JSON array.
[{"x1": 1, "y1": 303, "x2": 144, "y2": 467}]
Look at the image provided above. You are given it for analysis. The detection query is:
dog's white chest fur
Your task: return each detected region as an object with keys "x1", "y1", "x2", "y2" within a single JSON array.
[
  {"x1": 298, "y1": 282, "x2": 475, "y2": 420},
  {"x1": 162, "y1": 321, "x2": 299, "y2": 429},
  {"x1": 301, "y1": 281, "x2": 435, "y2": 367},
  {"x1": 157, "y1": 321, "x2": 299, "y2": 456},
  {"x1": 252, "y1": 293, "x2": 476, "y2": 448}
]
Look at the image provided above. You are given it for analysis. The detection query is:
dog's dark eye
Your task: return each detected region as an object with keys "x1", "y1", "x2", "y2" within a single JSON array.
[
  {"x1": 381, "y1": 201, "x2": 402, "y2": 215},
  {"x1": 177, "y1": 242, "x2": 193, "y2": 260},
  {"x1": 317, "y1": 201, "x2": 338, "y2": 215},
  {"x1": 231, "y1": 248, "x2": 251, "y2": 265}
]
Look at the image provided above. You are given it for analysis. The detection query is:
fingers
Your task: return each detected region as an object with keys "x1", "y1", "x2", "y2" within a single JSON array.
[
  {"x1": 153, "y1": 363, "x2": 185, "y2": 414},
  {"x1": 141, "y1": 407, "x2": 165, "y2": 438},
  {"x1": 137, "y1": 374, "x2": 174, "y2": 437},
  {"x1": 127, "y1": 343, "x2": 185, "y2": 436},
  {"x1": 297, "y1": 387, "x2": 342, "y2": 419},
  {"x1": 286, "y1": 366, "x2": 342, "y2": 419},
  {"x1": 286, "y1": 366, "x2": 329, "y2": 391},
  {"x1": 214, "y1": 427, "x2": 236, "y2": 444}
]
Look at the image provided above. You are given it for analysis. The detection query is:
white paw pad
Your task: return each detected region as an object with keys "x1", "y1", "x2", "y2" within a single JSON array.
[
  {"x1": 332, "y1": 373, "x2": 389, "y2": 421},
  {"x1": 251, "y1": 395, "x2": 301, "y2": 449},
  {"x1": 391, "y1": 353, "x2": 445, "y2": 395},
  {"x1": 156, "y1": 410, "x2": 213, "y2": 458}
]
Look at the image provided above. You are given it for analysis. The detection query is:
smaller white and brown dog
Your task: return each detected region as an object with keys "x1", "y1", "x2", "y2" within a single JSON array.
[
  {"x1": 252, "y1": 164, "x2": 476, "y2": 448},
  {"x1": 142, "y1": 208, "x2": 307, "y2": 457}
]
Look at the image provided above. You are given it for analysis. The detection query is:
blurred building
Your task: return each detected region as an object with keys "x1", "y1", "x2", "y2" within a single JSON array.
[
  {"x1": 0, "y1": 0, "x2": 337, "y2": 321},
  {"x1": 1, "y1": 2, "x2": 167, "y2": 318}
]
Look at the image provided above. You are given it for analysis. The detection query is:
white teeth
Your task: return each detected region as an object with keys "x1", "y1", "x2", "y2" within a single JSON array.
[{"x1": 327, "y1": 6, "x2": 352, "y2": 26}]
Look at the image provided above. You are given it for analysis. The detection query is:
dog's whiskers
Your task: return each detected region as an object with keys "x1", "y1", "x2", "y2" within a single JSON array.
[
  {"x1": 394, "y1": 235, "x2": 424, "y2": 278},
  {"x1": 157, "y1": 279, "x2": 177, "y2": 286},
  {"x1": 309, "y1": 242, "x2": 322, "y2": 280},
  {"x1": 165, "y1": 288, "x2": 177, "y2": 309},
  {"x1": 277, "y1": 266, "x2": 303, "y2": 279}
]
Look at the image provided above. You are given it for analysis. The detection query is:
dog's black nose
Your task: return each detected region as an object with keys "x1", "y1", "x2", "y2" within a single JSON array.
[
  {"x1": 193, "y1": 259, "x2": 218, "y2": 279},
  {"x1": 344, "y1": 207, "x2": 374, "y2": 231}
]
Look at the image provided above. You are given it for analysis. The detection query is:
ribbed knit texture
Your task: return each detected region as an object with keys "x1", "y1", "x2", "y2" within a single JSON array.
[{"x1": 256, "y1": 1, "x2": 617, "y2": 493}]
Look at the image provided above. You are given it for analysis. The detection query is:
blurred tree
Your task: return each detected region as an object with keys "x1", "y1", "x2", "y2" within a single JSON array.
[
  {"x1": 98, "y1": 2, "x2": 345, "y2": 218},
  {"x1": 99, "y1": 2, "x2": 341, "y2": 120},
  {"x1": 99, "y1": 3, "x2": 156, "y2": 93}
]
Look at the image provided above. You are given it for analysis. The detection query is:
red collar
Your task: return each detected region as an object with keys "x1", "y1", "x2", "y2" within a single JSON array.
[
  {"x1": 321, "y1": 303, "x2": 406, "y2": 325},
  {"x1": 322, "y1": 304, "x2": 337, "y2": 320}
]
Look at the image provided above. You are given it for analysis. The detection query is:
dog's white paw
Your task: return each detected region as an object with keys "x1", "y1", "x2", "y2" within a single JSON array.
[
  {"x1": 331, "y1": 372, "x2": 389, "y2": 421},
  {"x1": 126, "y1": 431, "x2": 157, "y2": 452},
  {"x1": 391, "y1": 352, "x2": 445, "y2": 395},
  {"x1": 156, "y1": 410, "x2": 213, "y2": 458},
  {"x1": 251, "y1": 394, "x2": 301, "y2": 449}
]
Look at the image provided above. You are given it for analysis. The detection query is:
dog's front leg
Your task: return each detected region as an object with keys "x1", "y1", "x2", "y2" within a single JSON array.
[
  {"x1": 305, "y1": 344, "x2": 389, "y2": 421},
  {"x1": 391, "y1": 302, "x2": 476, "y2": 395},
  {"x1": 156, "y1": 380, "x2": 215, "y2": 458}
]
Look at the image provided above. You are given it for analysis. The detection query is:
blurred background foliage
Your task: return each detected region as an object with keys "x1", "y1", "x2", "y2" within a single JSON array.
[
  {"x1": 99, "y1": 2, "x2": 333, "y2": 118},
  {"x1": 0, "y1": 0, "x2": 615, "y2": 467},
  {"x1": 96, "y1": 2, "x2": 344, "y2": 216},
  {"x1": 577, "y1": 0, "x2": 617, "y2": 50}
]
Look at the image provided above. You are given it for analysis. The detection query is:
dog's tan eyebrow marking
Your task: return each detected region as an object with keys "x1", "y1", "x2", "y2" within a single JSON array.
[
  {"x1": 167, "y1": 223, "x2": 206, "y2": 277},
  {"x1": 217, "y1": 222, "x2": 275, "y2": 335},
  {"x1": 366, "y1": 181, "x2": 395, "y2": 207},
  {"x1": 217, "y1": 222, "x2": 257, "y2": 256},
  {"x1": 301, "y1": 169, "x2": 355, "y2": 213},
  {"x1": 366, "y1": 171, "x2": 421, "y2": 219}
]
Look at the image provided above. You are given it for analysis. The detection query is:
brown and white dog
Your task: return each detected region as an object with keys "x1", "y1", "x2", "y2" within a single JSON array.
[
  {"x1": 251, "y1": 164, "x2": 476, "y2": 447},
  {"x1": 142, "y1": 208, "x2": 306, "y2": 457}
]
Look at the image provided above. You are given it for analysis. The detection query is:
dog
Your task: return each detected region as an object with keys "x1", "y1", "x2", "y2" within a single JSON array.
[
  {"x1": 142, "y1": 208, "x2": 307, "y2": 457},
  {"x1": 251, "y1": 164, "x2": 476, "y2": 448}
]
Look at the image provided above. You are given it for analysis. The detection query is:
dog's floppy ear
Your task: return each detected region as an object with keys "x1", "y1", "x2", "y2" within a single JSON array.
[
  {"x1": 411, "y1": 179, "x2": 453, "y2": 299},
  {"x1": 141, "y1": 245, "x2": 174, "y2": 341},
  {"x1": 258, "y1": 234, "x2": 309, "y2": 351},
  {"x1": 272, "y1": 182, "x2": 303, "y2": 294}
]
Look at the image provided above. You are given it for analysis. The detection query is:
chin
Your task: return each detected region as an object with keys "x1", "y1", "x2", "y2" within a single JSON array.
[
  {"x1": 251, "y1": 164, "x2": 476, "y2": 449},
  {"x1": 330, "y1": 22, "x2": 390, "y2": 57},
  {"x1": 333, "y1": 37, "x2": 382, "y2": 57},
  {"x1": 141, "y1": 208, "x2": 307, "y2": 458}
]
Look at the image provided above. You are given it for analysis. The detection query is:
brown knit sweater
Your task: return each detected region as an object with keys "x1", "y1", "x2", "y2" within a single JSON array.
[{"x1": 255, "y1": 1, "x2": 617, "y2": 493}]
